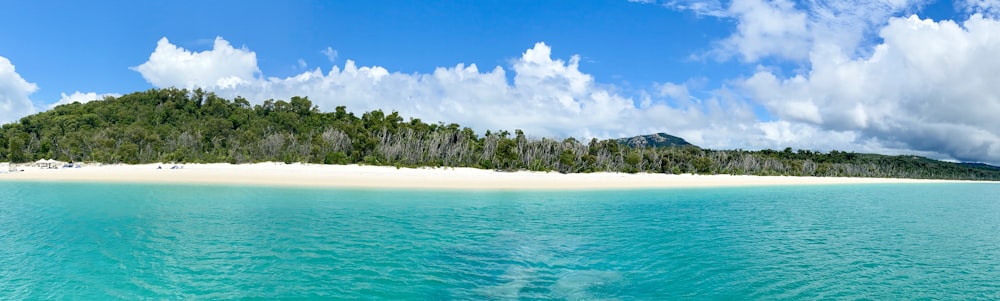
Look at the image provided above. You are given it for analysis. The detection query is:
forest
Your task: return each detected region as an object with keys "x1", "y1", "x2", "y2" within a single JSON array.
[{"x1": 2, "y1": 88, "x2": 999, "y2": 180}]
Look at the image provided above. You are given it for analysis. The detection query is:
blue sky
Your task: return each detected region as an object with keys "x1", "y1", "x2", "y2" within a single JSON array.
[
  {"x1": 2, "y1": 0, "x2": 1000, "y2": 164},
  {"x1": 1, "y1": 1, "x2": 733, "y2": 103}
]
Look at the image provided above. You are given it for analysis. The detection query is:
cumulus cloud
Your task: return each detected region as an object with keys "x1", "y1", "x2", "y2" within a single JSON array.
[
  {"x1": 742, "y1": 14, "x2": 1000, "y2": 163},
  {"x1": 49, "y1": 91, "x2": 121, "y2": 109},
  {"x1": 631, "y1": 0, "x2": 1000, "y2": 164},
  {"x1": 131, "y1": 37, "x2": 260, "y2": 89},
  {"x1": 718, "y1": 0, "x2": 812, "y2": 62},
  {"x1": 0, "y1": 56, "x2": 37, "y2": 124}
]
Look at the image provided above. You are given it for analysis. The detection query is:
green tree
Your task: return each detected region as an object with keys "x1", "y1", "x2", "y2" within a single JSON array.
[
  {"x1": 495, "y1": 138, "x2": 519, "y2": 170},
  {"x1": 558, "y1": 149, "x2": 576, "y2": 173}
]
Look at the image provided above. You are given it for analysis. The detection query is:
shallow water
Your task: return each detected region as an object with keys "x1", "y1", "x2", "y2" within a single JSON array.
[{"x1": 1, "y1": 182, "x2": 999, "y2": 299}]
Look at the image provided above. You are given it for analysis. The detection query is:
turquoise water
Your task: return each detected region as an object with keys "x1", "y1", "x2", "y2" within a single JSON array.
[{"x1": 1, "y1": 182, "x2": 999, "y2": 299}]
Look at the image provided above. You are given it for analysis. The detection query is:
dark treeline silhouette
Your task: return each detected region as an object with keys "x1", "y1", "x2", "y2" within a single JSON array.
[{"x1": 2, "y1": 88, "x2": 998, "y2": 180}]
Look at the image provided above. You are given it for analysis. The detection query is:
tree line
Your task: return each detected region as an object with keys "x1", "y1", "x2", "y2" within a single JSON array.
[{"x1": 2, "y1": 88, "x2": 998, "y2": 180}]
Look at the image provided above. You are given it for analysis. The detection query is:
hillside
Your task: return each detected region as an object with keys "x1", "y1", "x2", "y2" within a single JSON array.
[
  {"x1": 617, "y1": 133, "x2": 694, "y2": 148},
  {"x1": 1, "y1": 88, "x2": 998, "y2": 180}
]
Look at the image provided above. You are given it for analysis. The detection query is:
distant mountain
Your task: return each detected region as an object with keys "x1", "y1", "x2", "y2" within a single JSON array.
[{"x1": 616, "y1": 133, "x2": 695, "y2": 148}]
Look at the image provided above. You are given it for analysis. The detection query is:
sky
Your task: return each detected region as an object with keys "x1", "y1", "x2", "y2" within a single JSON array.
[{"x1": 2, "y1": 0, "x2": 999, "y2": 164}]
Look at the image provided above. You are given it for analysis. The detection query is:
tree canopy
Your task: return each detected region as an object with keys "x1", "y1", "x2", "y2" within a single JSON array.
[{"x1": 2, "y1": 88, "x2": 998, "y2": 181}]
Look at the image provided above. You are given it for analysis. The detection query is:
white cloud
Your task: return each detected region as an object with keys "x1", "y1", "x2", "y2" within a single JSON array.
[
  {"x1": 659, "y1": 0, "x2": 923, "y2": 62},
  {"x1": 805, "y1": 0, "x2": 924, "y2": 56},
  {"x1": 640, "y1": 0, "x2": 727, "y2": 16},
  {"x1": 959, "y1": 0, "x2": 1000, "y2": 18},
  {"x1": 741, "y1": 14, "x2": 1000, "y2": 163},
  {"x1": 633, "y1": 0, "x2": 1000, "y2": 164},
  {"x1": 0, "y1": 56, "x2": 37, "y2": 124},
  {"x1": 656, "y1": 82, "x2": 691, "y2": 101},
  {"x1": 322, "y1": 47, "x2": 338, "y2": 63},
  {"x1": 718, "y1": 0, "x2": 812, "y2": 62},
  {"x1": 131, "y1": 36, "x2": 260, "y2": 90},
  {"x1": 49, "y1": 91, "x2": 121, "y2": 109}
]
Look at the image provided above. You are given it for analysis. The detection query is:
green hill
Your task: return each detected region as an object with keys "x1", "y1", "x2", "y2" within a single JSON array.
[{"x1": 616, "y1": 133, "x2": 694, "y2": 148}]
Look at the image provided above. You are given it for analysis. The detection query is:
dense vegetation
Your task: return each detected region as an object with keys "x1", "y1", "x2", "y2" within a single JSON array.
[{"x1": 2, "y1": 88, "x2": 999, "y2": 180}]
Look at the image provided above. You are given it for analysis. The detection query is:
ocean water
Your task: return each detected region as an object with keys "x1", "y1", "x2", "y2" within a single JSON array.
[{"x1": 1, "y1": 182, "x2": 999, "y2": 299}]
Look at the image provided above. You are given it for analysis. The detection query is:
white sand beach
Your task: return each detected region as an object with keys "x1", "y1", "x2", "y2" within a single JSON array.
[{"x1": 0, "y1": 162, "x2": 974, "y2": 189}]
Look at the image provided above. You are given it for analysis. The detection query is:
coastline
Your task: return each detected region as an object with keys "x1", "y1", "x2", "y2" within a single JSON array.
[{"x1": 0, "y1": 162, "x2": 982, "y2": 190}]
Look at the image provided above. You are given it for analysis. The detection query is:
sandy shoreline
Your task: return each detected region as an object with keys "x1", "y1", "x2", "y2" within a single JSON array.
[{"x1": 0, "y1": 162, "x2": 984, "y2": 189}]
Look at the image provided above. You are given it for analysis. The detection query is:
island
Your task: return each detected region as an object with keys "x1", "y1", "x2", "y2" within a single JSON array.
[{"x1": 2, "y1": 88, "x2": 999, "y2": 185}]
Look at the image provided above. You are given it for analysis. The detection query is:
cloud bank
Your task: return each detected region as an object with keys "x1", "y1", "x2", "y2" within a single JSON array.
[
  {"x1": 743, "y1": 14, "x2": 1000, "y2": 163},
  {"x1": 632, "y1": 0, "x2": 1000, "y2": 164}
]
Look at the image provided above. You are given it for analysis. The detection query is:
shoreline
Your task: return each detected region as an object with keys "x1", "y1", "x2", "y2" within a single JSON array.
[{"x1": 0, "y1": 162, "x2": 986, "y2": 190}]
